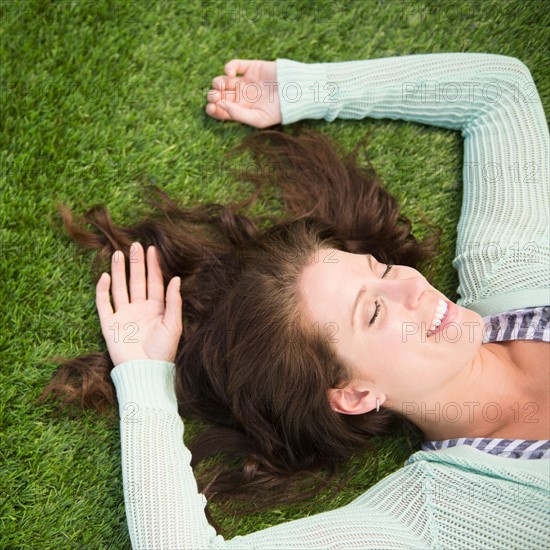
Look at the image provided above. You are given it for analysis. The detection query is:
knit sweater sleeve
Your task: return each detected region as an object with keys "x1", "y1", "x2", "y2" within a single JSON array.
[
  {"x1": 110, "y1": 360, "x2": 434, "y2": 549},
  {"x1": 275, "y1": 53, "x2": 549, "y2": 316}
]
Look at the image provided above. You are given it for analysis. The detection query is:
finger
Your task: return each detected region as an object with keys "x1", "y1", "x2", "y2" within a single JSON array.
[
  {"x1": 164, "y1": 276, "x2": 183, "y2": 334},
  {"x1": 129, "y1": 242, "x2": 146, "y2": 302},
  {"x1": 205, "y1": 102, "x2": 235, "y2": 122},
  {"x1": 206, "y1": 88, "x2": 223, "y2": 104},
  {"x1": 96, "y1": 272, "x2": 114, "y2": 322},
  {"x1": 217, "y1": 100, "x2": 266, "y2": 128},
  {"x1": 111, "y1": 250, "x2": 129, "y2": 310},
  {"x1": 224, "y1": 59, "x2": 253, "y2": 77},
  {"x1": 211, "y1": 75, "x2": 241, "y2": 92},
  {"x1": 208, "y1": 79, "x2": 242, "y2": 106},
  {"x1": 146, "y1": 246, "x2": 165, "y2": 302}
]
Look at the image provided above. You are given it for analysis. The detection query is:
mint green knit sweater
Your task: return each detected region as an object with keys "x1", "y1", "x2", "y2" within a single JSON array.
[{"x1": 110, "y1": 54, "x2": 550, "y2": 549}]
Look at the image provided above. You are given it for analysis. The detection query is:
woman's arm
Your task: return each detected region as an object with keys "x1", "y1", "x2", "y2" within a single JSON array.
[
  {"x1": 100, "y1": 223, "x2": 547, "y2": 549},
  {"x1": 110, "y1": 360, "x2": 550, "y2": 549},
  {"x1": 98, "y1": 242, "x2": 431, "y2": 548},
  {"x1": 109, "y1": 361, "x2": 225, "y2": 548},
  {"x1": 110, "y1": 359, "x2": 434, "y2": 549},
  {"x1": 208, "y1": 53, "x2": 550, "y2": 316}
]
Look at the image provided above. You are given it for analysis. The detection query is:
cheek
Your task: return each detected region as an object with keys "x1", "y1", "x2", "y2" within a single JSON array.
[
  {"x1": 365, "y1": 326, "x2": 411, "y2": 368},
  {"x1": 387, "y1": 321, "x2": 415, "y2": 348}
]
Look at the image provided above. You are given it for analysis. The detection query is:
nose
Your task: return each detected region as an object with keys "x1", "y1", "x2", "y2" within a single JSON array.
[{"x1": 381, "y1": 275, "x2": 425, "y2": 310}]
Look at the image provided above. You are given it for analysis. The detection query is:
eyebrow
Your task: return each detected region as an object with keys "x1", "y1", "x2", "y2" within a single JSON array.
[{"x1": 351, "y1": 255, "x2": 374, "y2": 331}]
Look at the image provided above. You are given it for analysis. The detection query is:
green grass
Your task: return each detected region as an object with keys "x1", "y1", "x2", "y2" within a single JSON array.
[{"x1": 1, "y1": 0, "x2": 549, "y2": 547}]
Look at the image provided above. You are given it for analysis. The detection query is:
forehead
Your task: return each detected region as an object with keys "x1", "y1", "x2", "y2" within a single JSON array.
[
  {"x1": 299, "y1": 249, "x2": 368, "y2": 323},
  {"x1": 300, "y1": 249, "x2": 366, "y2": 285}
]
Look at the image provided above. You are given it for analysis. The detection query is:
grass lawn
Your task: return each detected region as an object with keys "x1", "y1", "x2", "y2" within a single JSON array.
[{"x1": 1, "y1": 0, "x2": 549, "y2": 547}]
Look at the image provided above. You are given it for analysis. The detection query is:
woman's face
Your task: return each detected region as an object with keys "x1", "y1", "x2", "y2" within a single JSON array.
[{"x1": 298, "y1": 248, "x2": 484, "y2": 414}]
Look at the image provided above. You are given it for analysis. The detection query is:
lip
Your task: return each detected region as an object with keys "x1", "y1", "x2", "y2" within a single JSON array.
[{"x1": 427, "y1": 300, "x2": 457, "y2": 337}]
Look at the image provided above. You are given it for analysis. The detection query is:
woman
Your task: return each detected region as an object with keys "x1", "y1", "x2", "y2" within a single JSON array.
[{"x1": 40, "y1": 53, "x2": 549, "y2": 548}]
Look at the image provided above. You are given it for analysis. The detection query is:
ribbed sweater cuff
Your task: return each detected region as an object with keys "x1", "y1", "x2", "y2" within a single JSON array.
[
  {"x1": 110, "y1": 360, "x2": 178, "y2": 415},
  {"x1": 467, "y1": 287, "x2": 550, "y2": 317},
  {"x1": 276, "y1": 59, "x2": 329, "y2": 124}
]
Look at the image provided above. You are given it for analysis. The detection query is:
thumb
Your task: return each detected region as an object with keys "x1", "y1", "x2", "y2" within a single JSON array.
[
  {"x1": 224, "y1": 59, "x2": 253, "y2": 78},
  {"x1": 164, "y1": 276, "x2": 183, "y2": 335}
]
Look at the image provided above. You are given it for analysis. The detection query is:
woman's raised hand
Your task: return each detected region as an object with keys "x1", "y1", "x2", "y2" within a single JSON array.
[
  {"x1": 95, "y1": 243, "x2": 183, "y2": 367},
  {"x1": 206, "y1": 59, "x2": 281, "y2": 128}
]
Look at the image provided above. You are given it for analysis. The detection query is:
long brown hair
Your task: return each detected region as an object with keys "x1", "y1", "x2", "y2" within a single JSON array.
[{"x1": 37, "y1": 128, "x2": 440, "y2": 526}]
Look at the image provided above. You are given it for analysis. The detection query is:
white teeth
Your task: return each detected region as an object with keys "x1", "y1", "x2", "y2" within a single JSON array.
[{"x1": 429, "y1": 299, "x2": 448, "y2": 332}]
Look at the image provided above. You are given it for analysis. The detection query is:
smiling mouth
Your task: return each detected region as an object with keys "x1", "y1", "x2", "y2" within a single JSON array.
[{"x1": 430, "y1": 298, "x2": 449, "y2": 333}]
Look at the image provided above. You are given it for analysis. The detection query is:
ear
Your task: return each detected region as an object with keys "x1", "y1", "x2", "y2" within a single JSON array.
[{"x1": 328, "y1": 387, "x2": 384, "y2": 415}]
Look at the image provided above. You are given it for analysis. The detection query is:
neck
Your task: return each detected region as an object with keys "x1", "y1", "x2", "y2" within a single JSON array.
[{"x1": 404, "y1": 344, "x2": 540, "y2": 441}]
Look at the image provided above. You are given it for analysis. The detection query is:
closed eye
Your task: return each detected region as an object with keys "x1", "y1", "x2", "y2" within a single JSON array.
[{"x1": 369, "y1": 264, "x2": 393, "y2": 325}]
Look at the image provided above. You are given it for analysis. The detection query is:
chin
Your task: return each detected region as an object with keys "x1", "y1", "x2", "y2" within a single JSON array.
[{"x1": 464, "y1": 309, "x2": 485, "y2": 348}]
